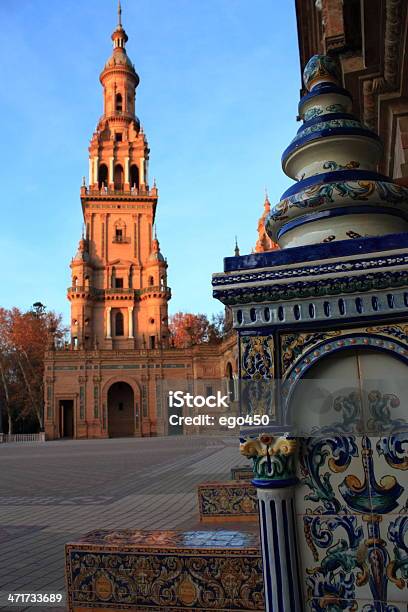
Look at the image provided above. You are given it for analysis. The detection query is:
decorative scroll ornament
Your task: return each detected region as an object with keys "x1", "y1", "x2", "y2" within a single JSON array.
[{"x1": 240, "y1": 433, "x2": 297, "y2": 486}]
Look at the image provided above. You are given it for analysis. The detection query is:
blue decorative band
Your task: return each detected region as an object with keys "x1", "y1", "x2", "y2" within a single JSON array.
[
  {"x1": 280, "y1": 169, "x2": 391, "y2": 200},
  {"x1": 281, "y1": 128, "x2": 381, "y2": 166},
  {"x1": 297, "y1": 112, "x2": 356, "y2": 133},
  {"x1": 213, "y1": 251, "x2": 408, "y2": 286},
  {"x1": 221, "y1": 231, "x2": 408, "y2": 273},
  {"x1": 252, "y1": 477, "x2": 299, "y2": 489},
  {"x1": 298, "y1": 83, "x2": 352, "y2": 114},
  {"x1": 276, "y1": 205, "x2": 408, "y2": 239}
]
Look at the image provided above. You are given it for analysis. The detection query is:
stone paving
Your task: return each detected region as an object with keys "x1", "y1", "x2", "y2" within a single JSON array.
[{"x1": 0, "y1": 435, "x2": 246, "y2": 611}]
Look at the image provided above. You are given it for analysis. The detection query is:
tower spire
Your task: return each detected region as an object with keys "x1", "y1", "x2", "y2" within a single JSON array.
[
  {"x1": 118, "y1": 0, "x2": 122, "y2": 27},
  {"x1": 110, "y1": 0, "x2": 128, "y2": 49},
  {"x1": 234, "y1": 236, "x2": 240, "y2": 257}
]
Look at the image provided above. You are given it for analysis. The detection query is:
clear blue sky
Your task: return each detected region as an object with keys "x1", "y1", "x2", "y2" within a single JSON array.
[{"x1": 0, "y1": 0, "x2": 300, "y2": 324}]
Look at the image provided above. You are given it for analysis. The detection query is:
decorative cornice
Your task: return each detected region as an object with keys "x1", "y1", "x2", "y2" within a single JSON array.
[
  {"x1": 213, "y1": 252, "x2": 408, "y2": 289},
  {"x1": 213, "y1": 269, "x2": 408, "y2": 305}
]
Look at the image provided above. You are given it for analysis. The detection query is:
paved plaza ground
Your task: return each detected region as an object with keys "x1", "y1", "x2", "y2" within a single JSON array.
[{"x1": 0, "y1": 435, "x2": 246, "y2": 611}]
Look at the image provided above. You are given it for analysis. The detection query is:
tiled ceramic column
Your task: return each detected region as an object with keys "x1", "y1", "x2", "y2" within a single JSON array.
[{"x1": 241, "y1": 433, "x2": 303, "y2": 612}]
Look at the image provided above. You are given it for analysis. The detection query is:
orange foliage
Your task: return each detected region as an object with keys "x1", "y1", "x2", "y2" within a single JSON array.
[
  {"x1": 169, "y1": 312, "x2": 224, "y2": 348},
  {"x1": 0, "y1": 303, "x2": 66, "y2": 433}
]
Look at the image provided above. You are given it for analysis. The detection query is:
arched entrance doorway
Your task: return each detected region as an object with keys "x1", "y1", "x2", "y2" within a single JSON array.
[
  {"x1": 107, "y1": 381, "x2": 135, "y2": 437},
  {"x1": 59, "y1": 400, "x2": 74, "y2": 438}
]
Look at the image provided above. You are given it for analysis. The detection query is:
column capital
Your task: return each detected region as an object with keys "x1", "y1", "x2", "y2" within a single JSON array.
[{"x1": 240, "y1": 433, "x2": 298, "y2": 488}]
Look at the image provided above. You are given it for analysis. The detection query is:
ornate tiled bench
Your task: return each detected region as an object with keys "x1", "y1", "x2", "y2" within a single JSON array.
[
  {"x1": 65, "y1": 528, "x2": 263, "y2": 611},
  {"x1": 197, "y1": 481, "x2": 258, "y2": 522},
  {"x1": 230, "y1": 466, "x2": 253, "y2": 481}
]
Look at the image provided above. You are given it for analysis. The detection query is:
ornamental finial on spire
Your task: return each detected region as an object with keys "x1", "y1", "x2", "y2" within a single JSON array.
[
  {"x1": 110, "y1": 0, "x2": 128, "y2": 48},
  {"x1": 234, "y1": 236, "x2": 240, "y2": 257}
]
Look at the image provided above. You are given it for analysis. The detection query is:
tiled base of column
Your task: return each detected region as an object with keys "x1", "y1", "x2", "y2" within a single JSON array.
[{"x1": 197, "y1": 481, "x2": 258, "y2": 521}]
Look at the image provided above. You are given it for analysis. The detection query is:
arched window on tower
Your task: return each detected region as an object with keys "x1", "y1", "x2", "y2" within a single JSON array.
[
  {"x1": 115, "y1": 311, "x2": 124, "y2": 337},
  {"x1": 114, "y1": 164, "x2": 124, "y2": 190},
  {"x1": 130, "y1": 164, "x2": 139, "y2": 189},
  {"x1": 115, "y1": 93, "x2": 123, "y2": 112},
  {"x1": 98, "y1": 164, "x2": 108, "y2": 189},
  {"x1": 149, "y1": 275, "x2": 154, "y2": 287}
]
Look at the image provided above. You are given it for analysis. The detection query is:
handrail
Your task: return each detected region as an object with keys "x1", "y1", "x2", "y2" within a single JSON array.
[{"x1": 82, "y1": 187, "x2": 156, "y2": 197}]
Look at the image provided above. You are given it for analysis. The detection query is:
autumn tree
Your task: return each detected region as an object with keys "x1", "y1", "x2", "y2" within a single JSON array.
[
  {"x1": 0, "y1": 303, "x2": 66, "y2": 434},
  {"x1": 169, "y1": 311, "x2": 225, "y2": 348},
  {"x1": 0, "y1": 308, "x2": 14, "y2": 434}
]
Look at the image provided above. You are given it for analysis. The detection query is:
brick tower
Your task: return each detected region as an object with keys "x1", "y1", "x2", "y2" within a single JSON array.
[
  {"x1": 44, "y1": 3, "x2": 236, "y2": 441},
  {"x1": 69, "y1": 2, "x2": 170, "y2": 352}
]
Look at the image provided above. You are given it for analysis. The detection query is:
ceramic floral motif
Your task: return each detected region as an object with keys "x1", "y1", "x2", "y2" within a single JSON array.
[
  {"x1": 304, "y1": 103, "x2": 347, "y2": 121},
  {"x1": 296, "y1": 384, "x2": 408, "y2": 609},
  {"x1": 270, "y1": 181, "x2": 408, "y2": 222}
]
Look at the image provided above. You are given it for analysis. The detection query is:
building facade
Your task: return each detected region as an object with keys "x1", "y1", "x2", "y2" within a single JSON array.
[{"x1": 44, "y1": 8, "x2": 237, "y2": 440}]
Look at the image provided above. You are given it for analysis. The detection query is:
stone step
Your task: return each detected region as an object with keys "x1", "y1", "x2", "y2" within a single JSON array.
[
  {"x1": 197, "y1": 481, "x2": 258, "y2": 522},
  {"x1": 65, "y1": 527, "x2": 263, "y2": 611},
  {"x1": 230, "y1": 466, "x2": 253, "y2": 481}
]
